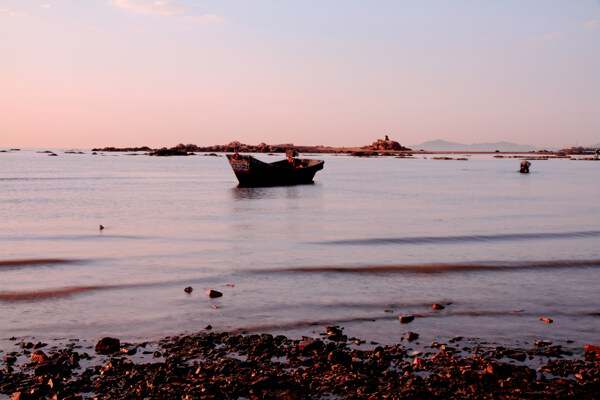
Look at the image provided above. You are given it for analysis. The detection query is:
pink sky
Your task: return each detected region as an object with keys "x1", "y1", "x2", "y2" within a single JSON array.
[{"x1": 1, "y1": 1, "x2": 599, "y2": 149}]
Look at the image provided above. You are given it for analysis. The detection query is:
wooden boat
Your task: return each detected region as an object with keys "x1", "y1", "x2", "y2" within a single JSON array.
[{"x1": 226, "y1": 151, "x2": 324, "y2": 187}]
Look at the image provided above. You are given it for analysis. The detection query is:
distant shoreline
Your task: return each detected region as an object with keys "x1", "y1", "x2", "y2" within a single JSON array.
[
  {"x1": 85, "y1": 143, "x2": 588, "y2": 157},
  {"x1": 2, "y1": 145, "x2": 597, "y2": 158}
]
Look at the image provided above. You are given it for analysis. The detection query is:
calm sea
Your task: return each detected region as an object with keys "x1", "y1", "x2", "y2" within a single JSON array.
[{"x1": 1, "y1": 149, "x2": 599, "y2": 352}]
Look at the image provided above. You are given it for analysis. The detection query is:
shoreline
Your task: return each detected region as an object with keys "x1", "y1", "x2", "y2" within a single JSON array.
[{"x1": 1, "y1": 327, "x2": 598, "y2": 399}]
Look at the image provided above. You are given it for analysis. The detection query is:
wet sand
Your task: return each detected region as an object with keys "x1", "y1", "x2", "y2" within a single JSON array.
[{"x1": 1, "y1": 326, "x2": 599, "y2": 399}]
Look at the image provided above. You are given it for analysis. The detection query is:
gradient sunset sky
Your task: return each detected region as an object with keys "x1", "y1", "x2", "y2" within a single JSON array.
[{"x1": 1, "y1": 1, "x2": 599, "y2": 149}]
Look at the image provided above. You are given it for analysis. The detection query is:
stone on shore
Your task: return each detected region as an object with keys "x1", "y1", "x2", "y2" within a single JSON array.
[
  {"x1": 184, "y1": 286, "x2": 193, "y2": 293},
  {"x1": 30, "y1": 350, "x2": 48, "y2": 364},
  {"x1": 94, "y1": 337, "x2": 121, "y2": 354}
]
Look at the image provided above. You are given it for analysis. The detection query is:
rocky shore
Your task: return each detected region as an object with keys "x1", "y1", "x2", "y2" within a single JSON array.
[{"x1": 1, "y1": 327, "x2": 599, "y2": 399}]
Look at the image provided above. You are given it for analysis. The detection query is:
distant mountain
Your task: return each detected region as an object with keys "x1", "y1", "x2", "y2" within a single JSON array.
[{"x1": 409, "y1": 140, "x2": 541, "y2": 152}]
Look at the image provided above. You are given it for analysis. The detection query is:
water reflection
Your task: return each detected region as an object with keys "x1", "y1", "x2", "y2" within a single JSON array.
[{"x1": 231, "y1": 184, "x2": 314, "y2": 201}]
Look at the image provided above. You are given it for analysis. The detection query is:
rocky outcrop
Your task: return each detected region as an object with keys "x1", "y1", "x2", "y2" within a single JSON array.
[{"x1": 362, "y1": 135, "x2": 409, "y2": 151}]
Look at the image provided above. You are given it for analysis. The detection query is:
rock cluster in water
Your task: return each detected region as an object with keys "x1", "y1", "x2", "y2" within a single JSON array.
[
  {"x1": 89, "y1": 138, "x2": 414, "y2": 157},
  {"x1": 1, "y1": 327, "x2": 599, "y2": 399},
  {"x1": 361, "y1": 135, "x2": 408, "y2": 151}
]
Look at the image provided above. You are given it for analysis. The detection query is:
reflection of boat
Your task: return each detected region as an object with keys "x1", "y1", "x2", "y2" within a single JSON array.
[{"x1": 226, "y1": 152, "x2": 324, "y2": 187}]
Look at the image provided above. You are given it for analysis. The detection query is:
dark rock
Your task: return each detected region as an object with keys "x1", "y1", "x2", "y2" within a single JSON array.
[
  {"x1": 399, "y1": 315, "x2": 415, "y2": 323},
  {"x1": 3, "y1": 355, "x2": 17, "y2": 364},
  {"x1": 505, "y1": 350, "x2": 527, "y2": 362},
  {"x1": 206, "y1": 290, "x2": 222, "y2": 298},
  {"x1": 34, "y1": 360, "x2": 62, "y2": 376},
  {"x1": 327, "y1": 350, "x2": 351, "y2": 366},
  {"x1": 94, "y1": 337, "x2": 121, "y2": 354},
  {"x1": 325, "y1": 326, "x2": 346, "y2": 342},
  {"x1": 406, "y1": 332, "x2": 419, "y2": 341},
  {"x1": 149, "y1": 147, "x2": 191, "y2": 156},
  {"x1": 184, "y1": 286, "x2": 193, "y2": 293},
  {"x1": 91, "y1": 146, "x2": 153, "y2": 152}
]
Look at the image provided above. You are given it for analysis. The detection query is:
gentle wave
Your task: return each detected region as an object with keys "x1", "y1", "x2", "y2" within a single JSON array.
[
  {"x1": 0, "y1": 275, "x2": 226, "y2": 302},
  {"x1": 0, "y1": 285, "x2": 109, "y2": 301},
  {"x1": 0, "y1": 258, "x2": 75, "y2": 268},
  {"x1": 271, "y1": 259, "x2": 600, "y2": 274},
  {"x1": 0, "y1": 234, "x2": 151, "y2": 242},
  {"x1": 318, "y1": 230, "x2": 600, "y2": 246}
]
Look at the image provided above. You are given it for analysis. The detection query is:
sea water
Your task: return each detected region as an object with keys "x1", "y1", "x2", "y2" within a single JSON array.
[{"x1": 1, "y1": 149, "x2": 599, "y2": 352}]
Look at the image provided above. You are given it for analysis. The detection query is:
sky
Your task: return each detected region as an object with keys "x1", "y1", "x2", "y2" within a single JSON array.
[{"x1": 1, "y1": 1, "x2": 599, "y2": 149}]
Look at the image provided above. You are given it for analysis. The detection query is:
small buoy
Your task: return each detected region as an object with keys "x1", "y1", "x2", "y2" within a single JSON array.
[
  {"x1": 432, "y1": 303, "x2": 445, "y2": 310},
  {"x1": 99, "y1": 225, "x2": 104, "y2": 231}
]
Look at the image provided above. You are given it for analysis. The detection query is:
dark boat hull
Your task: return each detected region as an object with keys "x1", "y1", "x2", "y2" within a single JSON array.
[{"x1": 227, "y1": 154, "x2": 324, "y2": 187}]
